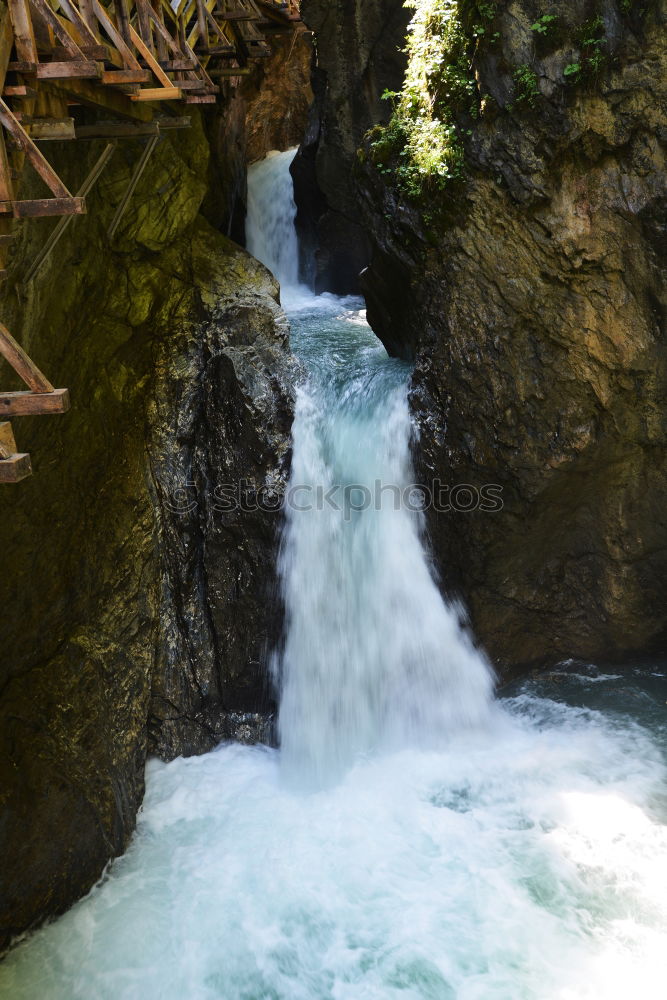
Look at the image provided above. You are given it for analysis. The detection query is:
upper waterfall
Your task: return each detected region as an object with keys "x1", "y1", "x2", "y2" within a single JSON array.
[{"x1": 246, "y1": 149, "x2": 301, "y2": 293}]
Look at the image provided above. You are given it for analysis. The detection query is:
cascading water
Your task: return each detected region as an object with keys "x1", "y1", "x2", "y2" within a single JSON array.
[
  {"x1": 2, "y1": 149, "x2": 666, "y2": 1000},
  {"x1": 248, "y1": 149, "x2": 493, "y2": 786}
]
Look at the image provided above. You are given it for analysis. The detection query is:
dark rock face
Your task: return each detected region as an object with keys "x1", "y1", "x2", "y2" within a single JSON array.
[
  {"x1": 0, "y1": 114, "x2": 296, "y2": 948},
  {"x1": 292, "y1": 0, "x2": 410, "y2": 292},
  {"x1": 304, "y1": 0, "x2": 667, "y2": 675}
]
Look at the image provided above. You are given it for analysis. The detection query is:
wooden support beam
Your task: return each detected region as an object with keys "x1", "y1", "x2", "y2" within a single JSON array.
[
  {"x1": 0, "y1": 452, "x2": 32, "y2": 482},
  {"x1": 184, "y1": 93, "x2": 216, "y2": 103},
  {"x1": 78, "y1": 0, "x2": 100, "y2": 40},
  {"x1": 0, "y1": 421, "x2": 17, "y2": 458},
  {"x1": 29, "y1": 117, "x2": 76, "y2": 140},
  {"x1": 0, "y1": 196, "x2": 86, "y2": 217},
  {"x1": 0, "y1": 98, "x2": 75, "y2": 197},
  {"x1": 128, "y1": 24, "x2": 174, "y2": 89},
  {"x1": 195, "y1": 0, "x2": 208, "y2": 51},
  {"x1": 92, "y1": 0, "x2": 143, "y2": 71},
  {"x1": 7, "y1": 0, "x2": 39, "y2": 65},
  {"x1": 50, "y1": 42, "x2": 108, "y2": 60},
  {"x1": 209, "y1": 65, "x2": 250, "y2": 76},
  {"x1": 3, "y1": 85, "x2": 38, "y2": 97},
  {"x1": 107, "y1": 132, "x2": 158, "y2": 238},
  {"x1": 35, "y1": 60, "x2": 103, "y2": 79},
  {"x1": 53, "y1": 0, "x2": 101, "y2": 47},
  {"x1": 131, "y1": 85, "x2": 181, "y2": 101},
  {"x1": 0, "y1": 322, "x2": 54, "y2": 392},
  {"x1": 113, "y1": 0, "x2": 133, "y2": 47},
  {"x1": 52, "y1": 77, "x2": 153, "y2": 121},
  {"x1": 0, "y1": 387, "x2": 70, "y2": 415},
  {"x1": 136, "y1": 0, "x2": 153, "y2": 48},
  {"x1": 102, "y1": 69, "x2": 152, "y2": 85},
  {"x1": 23, "y1": 141, "x2": 115, "y2": 284},
  {"x1": 29, "y1": 0, "x2": 87, "y2": 61},
  {"x1": 75, "y1": 116, "x2": 190, "y2": 138},
  {"x1": 174, "y1": 79, "x2": 217, "y2": 91},
  {"x1": 159, "y1": 59, "x2": 198, "y2": 70}
]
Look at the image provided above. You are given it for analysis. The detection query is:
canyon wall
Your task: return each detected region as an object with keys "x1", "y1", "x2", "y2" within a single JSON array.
[
  {"x1": 301, "y1": 0, "x2": 667, "y2": 675},
  {"x1": 0, "y1": 36, "x2": 309, "y2": 949}
]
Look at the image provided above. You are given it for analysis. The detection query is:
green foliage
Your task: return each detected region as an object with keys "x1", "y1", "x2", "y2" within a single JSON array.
[
  {"x1": 563, "y1": 15, "x2": 607, "y2": 84},
  {"x1": 513, "y1": 64, "x2": 540, "y2": 106},
  {"x1": 531, "y1": 13, "x2": 557, "y2": 35},
  {"x1": 367, "y1": 0, "x2": 475, "y2": 199}
]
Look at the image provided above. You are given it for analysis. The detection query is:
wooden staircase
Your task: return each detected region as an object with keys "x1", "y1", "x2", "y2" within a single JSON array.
[{"x1": 0, "y1": 0, "x2": 302, "y2": 482}]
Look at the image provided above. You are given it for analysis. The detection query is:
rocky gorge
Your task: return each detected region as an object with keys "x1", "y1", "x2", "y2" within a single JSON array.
[{"x1": 0, "y1": 0, "x2": 666, "y2": 968}]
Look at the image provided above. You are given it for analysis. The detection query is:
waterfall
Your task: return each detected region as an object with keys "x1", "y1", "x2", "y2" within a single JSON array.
[
  {"x1": 246, "y1": 149, "x2": 301, "y2": 292},
  {"x1": 246, "y1": 148, "x2": 494, "y2": 785},
  {"x1": 4, "y1": 149, "x2": 665, "y2": 1000}
]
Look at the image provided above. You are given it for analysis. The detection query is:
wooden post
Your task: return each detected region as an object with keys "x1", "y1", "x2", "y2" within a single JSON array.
[
  {"x1": 113, "y1": 0, "x2": 133, "y2": 46},
  {"x1": 7, "y1": 0, "x2": 38, "y2": 65},
  {"x1": 107, "y1": 133, "x2": 159, "y2": 238}
]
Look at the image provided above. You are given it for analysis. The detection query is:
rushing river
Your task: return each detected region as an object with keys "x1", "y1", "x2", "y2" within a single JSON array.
[{"x1": 2, "y1": 150, "x2": 665, "y2": 999}]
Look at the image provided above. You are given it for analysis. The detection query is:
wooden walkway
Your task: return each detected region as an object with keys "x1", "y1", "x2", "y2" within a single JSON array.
[{"x1": 0, "y1": 0, "x2": 301, "y2": 483}]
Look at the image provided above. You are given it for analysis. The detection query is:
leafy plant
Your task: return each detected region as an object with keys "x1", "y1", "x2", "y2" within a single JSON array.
[
  {"x1": 367, "y1": 0, "x2": 474, "y2": 198},
  {"x1": 513, "y1": 64, "x2": 540, "y2": 105},
  {"x1": 531, "y1": 13, "x2": 557, "y2": 35},
  {"x1": 563, "y1": 61, "x2": 581, "y2": 79}
]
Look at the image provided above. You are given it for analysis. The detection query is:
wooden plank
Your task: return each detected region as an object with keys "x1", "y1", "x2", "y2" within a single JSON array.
[
  {"x1": 0, "y1": 196, "x2": 86, "y2": 217},
  {"x1": 52, "y1": 77, "x2": 153, "y2": 121},
  {"x1": 23, "y1": 141, "x2": 115, "y2": 284},
  {"x1": 0, "y1": 98, "x2": 74, "y2": 197},
  {"x1": 28, "y1": 117, "x2": 76, "y2": 140},
  {"x1": 0, "y1": 452, "x2": 32, "y2": 482},
  {"x1": 0, "y1": 387, "x2": 70, "y2": 415},
  {"x1": 128, "y1": 25, "x2": 174, "y2": 88},
  {"x1": 131, "y1": 86, "x2": 181, "y2": 101},
  {"x1": 35, "y1": 60, "x2": 102, "y2": 79},
  {"x1": 8, "y1": 0, "x2": 39, "y2": 65},
  {"x1": 107, "y1": 133, "x2": 158, "y2": 238},
  {"x1": 0, "y1": 322, "x2": 54, "y2": 391},
  {"x1": 184, "y1": 93, "x2": 216, "y2": 103},
  {"x1": 0, "y1": 233, "x2": 15, "y2": 244},
  {"x1": 102, "y1": 69, "x2": 152, "y2": 84},
  {"x1": 0, "y1": 421, "x2": 17, "y2": 458}
]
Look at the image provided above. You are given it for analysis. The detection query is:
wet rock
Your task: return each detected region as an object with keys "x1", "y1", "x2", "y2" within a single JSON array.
[
  {"x1": 0, "y1": 113, "x2": 296, "y2": 948},
  {"x1": 304, "y1": 0, "x2": 667, "y2": 674}
]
